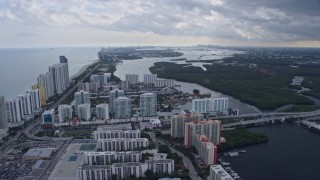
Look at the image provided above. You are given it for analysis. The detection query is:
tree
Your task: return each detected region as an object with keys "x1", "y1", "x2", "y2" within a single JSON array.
[
  {"x1": 111, "y1": 174, "x2": 118, "y2": 180},
  {"x1": 193, "y1": 89, "x2": 200, "y2": 94},
  {"x1": 144, "y1": 169, "x2": 156, "y2": 179}
]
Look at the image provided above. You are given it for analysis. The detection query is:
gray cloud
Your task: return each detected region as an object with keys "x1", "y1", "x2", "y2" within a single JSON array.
[{"x1": 0, "y1": 0, "x2": 320, "y2": 46}]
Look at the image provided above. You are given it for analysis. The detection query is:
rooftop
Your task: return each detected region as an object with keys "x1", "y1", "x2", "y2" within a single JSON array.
[
  {"x1": 96, "y1": 124, "x2": 132, "y2": 131},
  {"x1": 209, "y1": 165, "x2": 233, "y2": 180},
  {"x1": 24, "y1": 148, "x2": 56, "y2": 159},
  {"x1": 49, "y1": 143, "x2": 95, "y2": 180}
]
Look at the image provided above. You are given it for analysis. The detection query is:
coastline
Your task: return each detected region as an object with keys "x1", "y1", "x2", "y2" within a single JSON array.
[{"x1": 70, "y1": 59, "x2": 99, "y2": 80}]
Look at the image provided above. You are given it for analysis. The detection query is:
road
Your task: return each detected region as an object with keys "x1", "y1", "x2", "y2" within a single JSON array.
[
  {"x1": 39, "y1": 140, "x2": 70, "y2": 180},
  {"x1": 223, "y1": 109, "x2": 320, "y2": 128},
  {"x1": 147, "y1": 132, "x2": 201, "y2": 180}
]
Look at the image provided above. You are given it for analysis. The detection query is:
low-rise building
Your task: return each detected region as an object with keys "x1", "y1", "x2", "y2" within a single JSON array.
[
  {"x1": 93, "y1": 130, "x2": 141, "y2": 141},
  {"x1": 207, "y1": 165, "x2": 233, "y2": 180},
  {"x1": 23, "y1": 148, "x2": 57, "y2": 161},
  {"x1": 84, "y1": 151, "x2": 141, "y2": 165},
  {"x1": 96, "y1": 138, "x2": 149, "y2": 151},
  {"x1": 78, "y1": 157, "x2": 174, "y2": 180}
]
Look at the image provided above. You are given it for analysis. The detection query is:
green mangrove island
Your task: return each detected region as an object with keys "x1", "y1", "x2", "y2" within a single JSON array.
[{"x1": 150, "y1": 49, "x2": 320, "y2": 110}]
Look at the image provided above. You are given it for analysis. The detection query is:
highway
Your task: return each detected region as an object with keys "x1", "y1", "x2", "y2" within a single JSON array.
[
  {"x1": 223, "y1": 109, "x2": 320, "y2": 128},
  {"x1": 147, "y1": 132, "x2": 201, "y2": 180}
]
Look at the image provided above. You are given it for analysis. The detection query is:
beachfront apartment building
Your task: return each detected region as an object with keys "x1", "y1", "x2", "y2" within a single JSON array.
[
  {"x1": 38, "y1": 71, "x2": 54, "y2": 100},
  {"x1": 49, "y1": 63, "x2": 70, "y2": 95},
  {"x1": 5, "y1": 98, "x2": 22, "y2": 123}
]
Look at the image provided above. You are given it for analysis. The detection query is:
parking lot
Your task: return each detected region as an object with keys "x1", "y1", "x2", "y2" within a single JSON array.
[{"x1": 0, "y1": 159, "x2": 32, "y2": 179}]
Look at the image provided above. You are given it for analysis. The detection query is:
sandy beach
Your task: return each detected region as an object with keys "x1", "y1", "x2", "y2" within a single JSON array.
[{"x1": 70, "y1": 59, "x2": 99, "y2": 80}]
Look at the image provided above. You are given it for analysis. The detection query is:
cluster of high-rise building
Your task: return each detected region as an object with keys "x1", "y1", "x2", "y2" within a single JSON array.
[
  {"x1": 0, "y1": 56, "x2": 70, "y2": 136},
  {"x1": 3, "y1": 89, "x2": 42, "y2": 129},
  {"x1": 38, "y1": 56, "x2": 70, "y2": 99},
  {"x1": 171, "y1": 111, "x2": 221, "y2": 165},
  {"x1": 78, "y1": 73, "x2": 111, "y2": 92}
]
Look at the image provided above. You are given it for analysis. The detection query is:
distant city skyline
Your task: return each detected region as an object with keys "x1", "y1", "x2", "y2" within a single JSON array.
[{"x1": 1, "y1": 0, "x2": 320, "y2": 48}]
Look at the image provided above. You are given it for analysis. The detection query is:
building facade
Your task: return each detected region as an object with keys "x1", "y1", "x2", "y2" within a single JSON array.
[
  {"x1": 193, "y1": 134, "x2": 217, "y2": 165},
  {"x1": 38, "y1": 71, "x2": 54, "y2": 100},
  {"x1": 58, "y1": 104, "x2": 73, "y2": 122},
  {"x1": 143, "y1": 74, "x2": 157, "y2": 84},
  {"x1": 207, "y1": 165, "x2": 233, "y2": 180},
  {"x1": 96, "y1": 138, "x2": 149, "y2": 151},
  {"x1": 26, "y1": 89, "x2": 42, "y2": 113},
  {"x1": 74, "y1": 90, "x2": 90, "y2": 113},
  {"x1": 140, "y1": 93, "x2": 157, "y2": 117},
  {"x1": 211, "y1": 98, "x2": 229, "y2": 112},
  {"x1": 125, "y1": 74, "x2": 139, "y2": 84},
  {"x1": 170, "y1": 112, "x2": 204, "y2": 138},
  {"x1": 42, "y1": 109, "x2": 55, "y2": 125},
  {"x1": 84, "y1": 151, "x2": 142, "y2": 165},
  {"x1": 93, "y1": 130, "x2": 141, "y2": 141},
  {"x1": 96, "y1": 103, "x2": 109, "y2": 120},
  {"x1": 154, "y1": 79, "x2": 175, "y2": 88},
  {"x1": 108, "y1": 89, "x2": 125, "y2": 113},
  {"x1": 5, "y1": 98, "x2": 22, "y2": 123},
  {"x1": 192, "y1": 98, "x2": 229, "y2": 113},
  {"x1": 77, "y1": 104, "x2": 91, "y2": 121},
  {"x1": 114, "y1": 97, "x2": 131, "y2": 119},
  {"x1": 192, "y1": 99, "x2": 211, "y2": 113},
  {"x1": 32, "y1": 84, "x2": 46, "y2": 107},
  {"x1": 78, "y1": 158, "x2": 174, "y2": 180},
  {"x1": 16, "y1": 93, "x2": 33, "y2": 116},
  {"x1": 184, "y1": 120, "x2": 222, "y2": 147},
  {"x1": 0, "y1": 96, "x2": 8, "y2": 134},
  {"x1": 49, "y1": 63, "x2": 70, "y2": 94}
]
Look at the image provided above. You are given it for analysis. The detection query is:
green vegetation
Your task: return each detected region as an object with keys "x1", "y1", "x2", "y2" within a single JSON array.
[
  {"x1": 63, "y1": 129, "x2": 92, "y2": 138},
  {"x1": 35, "y1": 130, "x2": 56, "y2": 137},
  {"x1": 150, "y1": 53, "x2": 320, "y2": 110},
  {"x1": 281, "y1": 105, "x2": 320, "y2": 112},
  {"x1": 158, "y1": 145, "x2": 183, "y2": 168},
  {"x1": 21, "y1": 146, "x2": 30, "y2": 153},
  {"x1": 155, "y1": 131, "x2": 171, "y2": 141},
  {"x1": 218, "y1": 128, "x2": 268, "y2": 152}
]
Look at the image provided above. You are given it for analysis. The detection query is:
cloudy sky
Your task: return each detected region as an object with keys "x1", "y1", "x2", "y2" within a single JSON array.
[{"x1": 1, "y1": 0, "x2": 320, "y2": 48}]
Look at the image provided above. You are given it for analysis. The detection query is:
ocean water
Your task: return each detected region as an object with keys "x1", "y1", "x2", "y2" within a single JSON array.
[{"x1": 0, "y1": 47, "x2": 100, "y2": 98}]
